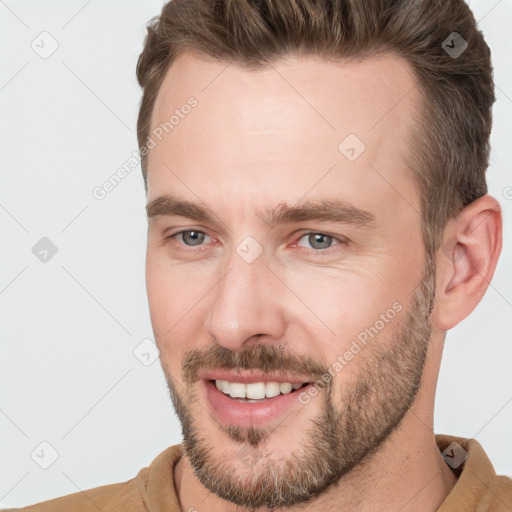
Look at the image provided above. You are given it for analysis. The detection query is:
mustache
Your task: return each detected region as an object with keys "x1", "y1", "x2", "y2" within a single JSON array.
[{"x1": 182, "y1": 343, "x2": 328, "y2": 385}]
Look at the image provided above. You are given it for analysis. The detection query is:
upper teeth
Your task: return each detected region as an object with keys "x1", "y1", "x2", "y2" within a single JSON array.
[{"x1": 215, "y1": 380, "x2": 303, "y2": 399}]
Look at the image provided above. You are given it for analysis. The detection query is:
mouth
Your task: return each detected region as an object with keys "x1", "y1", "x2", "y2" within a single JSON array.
[{"x1": 201, "y1": 374, "x2": 315, "y2": 428}]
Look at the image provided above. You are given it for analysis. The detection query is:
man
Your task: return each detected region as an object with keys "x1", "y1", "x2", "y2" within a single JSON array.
[{"x1": 9, "y1": 0, "x2": 512, "y2": 511}]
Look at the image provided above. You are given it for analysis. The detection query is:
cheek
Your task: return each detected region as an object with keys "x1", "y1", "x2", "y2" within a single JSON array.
[
  {"x1": 145, "y1": 254, "x2": 212, "y2": 362},
  {"x1": 287, "y1": 266, "x2": 405, "y2": 360},
  {"x1": 145, "y1": 247, "x2": 197, "y2": 315},
  {"x1": 145, "y1": 253, "x2": 192, "y2": 340},
  {"x1": 145, "y1": 254, "x2": 171, "y2": 330}
]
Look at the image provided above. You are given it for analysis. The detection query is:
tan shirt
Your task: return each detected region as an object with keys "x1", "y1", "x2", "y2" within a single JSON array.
[{"x1": 6, "y1": 434, "x2": 512, "y2": 511}]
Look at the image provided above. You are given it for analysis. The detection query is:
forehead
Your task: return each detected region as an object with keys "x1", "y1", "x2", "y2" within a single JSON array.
[{"x1": 147, "y1": 51, "x2": 422, "y2": 228}]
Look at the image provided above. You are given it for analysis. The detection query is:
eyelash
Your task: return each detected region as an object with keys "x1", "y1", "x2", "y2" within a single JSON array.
[{"x1": 165, "y1": 230, "x2": 347, "y2": 254}]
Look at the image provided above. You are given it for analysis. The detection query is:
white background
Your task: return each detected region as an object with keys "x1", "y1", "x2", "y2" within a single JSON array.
[{"x1": 0, "y1": 0, "x2": 511, "y2": 507}]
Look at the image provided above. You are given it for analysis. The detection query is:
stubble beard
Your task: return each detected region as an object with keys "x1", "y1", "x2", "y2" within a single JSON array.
[{"x1": 162, "y1": 260, "x2": 436, "y2": 511}]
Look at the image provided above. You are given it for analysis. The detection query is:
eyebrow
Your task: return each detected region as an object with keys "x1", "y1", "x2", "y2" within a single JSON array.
[{"x1": 146, "y1": 194, "x2": 377, "y2": 229}]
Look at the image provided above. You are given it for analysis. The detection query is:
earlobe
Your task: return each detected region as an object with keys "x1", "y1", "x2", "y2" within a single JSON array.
[{"x1": 432, "y1": 195, "x2": 502, "y2": 331}]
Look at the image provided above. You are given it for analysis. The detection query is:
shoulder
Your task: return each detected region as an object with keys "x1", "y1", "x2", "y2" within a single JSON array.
[
  {"x1": 2, "y1": 444, "x2": 183, "y2": 512},
  {"x1": 0, "y1": 468, "x2": 148, "y2": 512},
  {"x1": 487, "y1": 475, "x2": 512, "y2": 511},
  {"x1": 436, "y1": 433, "x2": 512, "y2": 512}
]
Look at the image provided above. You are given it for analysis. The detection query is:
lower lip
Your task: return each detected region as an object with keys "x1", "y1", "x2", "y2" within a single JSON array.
[{"x1": 203, "y1": 380, "x2": 313, "y2": 428}]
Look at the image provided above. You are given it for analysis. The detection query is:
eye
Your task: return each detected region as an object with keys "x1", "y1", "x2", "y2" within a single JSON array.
[
  {"x1": 296, "y1": 232, "x2": 345, "y2": 251},
  {"x1": 170, "y1": 230, "x2": 212, "y2": 247}
]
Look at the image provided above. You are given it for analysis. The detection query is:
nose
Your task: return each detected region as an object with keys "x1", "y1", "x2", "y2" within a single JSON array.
[{"x1": 204, "y1": 248, "x2": 287, "y2": 351}]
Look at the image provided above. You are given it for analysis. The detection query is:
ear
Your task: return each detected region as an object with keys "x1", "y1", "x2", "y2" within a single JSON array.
[{"x1": 431, "y1": 195, "x2": 502, "y2": 331}]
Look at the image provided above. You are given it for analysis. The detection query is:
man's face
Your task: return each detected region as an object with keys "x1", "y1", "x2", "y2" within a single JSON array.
[{"x1": 145, "y1": 52, "x2": 434, "y2": 509}]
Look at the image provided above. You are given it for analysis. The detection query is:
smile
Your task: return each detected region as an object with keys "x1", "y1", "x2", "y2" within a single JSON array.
[{"x1": 215, "y1": 379, "x2": 305, "y2": 401}]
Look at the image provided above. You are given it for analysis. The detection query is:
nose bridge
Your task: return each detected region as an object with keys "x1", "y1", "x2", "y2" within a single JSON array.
[{"x1": 205, "y1": 241, "x2": 285, "y2": 349}]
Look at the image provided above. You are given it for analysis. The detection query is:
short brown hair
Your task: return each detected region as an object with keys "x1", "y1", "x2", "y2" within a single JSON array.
[{"x1": 136, "y1": 0, "x2": 494, "y2": 256}]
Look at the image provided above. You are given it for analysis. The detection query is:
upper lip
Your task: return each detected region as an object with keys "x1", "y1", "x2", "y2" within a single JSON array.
[{"x1": 199, "y1": 369, "x2": 312, "y2": 384}]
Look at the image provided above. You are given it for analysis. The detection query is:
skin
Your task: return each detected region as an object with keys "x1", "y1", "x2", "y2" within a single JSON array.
[{"x1": 144, "y1": 51, "x2": 502, "y2": 511}]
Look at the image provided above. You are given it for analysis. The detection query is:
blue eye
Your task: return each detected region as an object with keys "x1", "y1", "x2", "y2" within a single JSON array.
[
  {"x1": 167, "y1": 230, "x2": 345, "y2": 254},
  {"x1": 297, "y1": 232, "x2": 343, "y2": 250},
  {"x1": 174, "y1": 230, "x2": 211, "y2": 246}
]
